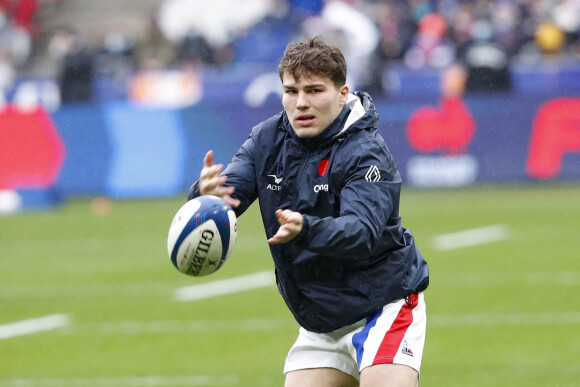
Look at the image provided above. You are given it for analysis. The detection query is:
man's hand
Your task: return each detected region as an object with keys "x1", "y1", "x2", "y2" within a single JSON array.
[
  {"x1": 198, "y1": 150, "x2": 240, "y2": 208},
  {"x1": 268, "y1": 209, "x2": 303, "y2": 244}
]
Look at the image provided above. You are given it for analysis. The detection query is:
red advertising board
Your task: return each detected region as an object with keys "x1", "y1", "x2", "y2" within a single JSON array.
[{"x1": 0, "y1": 106, "x2": 65, "y2": 189}]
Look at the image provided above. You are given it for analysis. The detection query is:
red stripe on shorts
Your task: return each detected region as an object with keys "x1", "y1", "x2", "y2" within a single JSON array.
[{"x1": 372, "y1": 293, "x2": 418, "y2": 365}]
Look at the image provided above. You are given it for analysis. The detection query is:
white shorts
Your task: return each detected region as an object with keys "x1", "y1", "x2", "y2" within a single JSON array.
[{"x1": 284, "y1": 292, "x2": 426, "y2": 381}]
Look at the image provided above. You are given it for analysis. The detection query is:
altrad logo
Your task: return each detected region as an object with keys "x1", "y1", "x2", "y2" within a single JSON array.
[{"x1": 267, "y1": 174, "x2": 282, "y2": 191}]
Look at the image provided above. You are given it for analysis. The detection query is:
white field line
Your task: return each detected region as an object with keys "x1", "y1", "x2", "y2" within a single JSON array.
[
  {"x1": 175, "y1": 271, "x2": 275, "y2": 302},
  {"x1": 63, "y1": 318, "x2": 296, "y2": 336},
  {"x1": 436, "y1": 271, "x2": 580, "y2": 287},
  {"x1": 1, "y1": 270, "x2": 577, "y2": 300},
  {"x1": 0, "y1": 282, "x2": 177, "y2": 299},
  {"x1": 0, "y1": 375, "x2": 238, "y2": 387},
  {"x1": 432, "y1": 224, "x2": 509, "y2": 251},
  {"x1": 0, "y1": 314, "x2": 70, "y2": 340}
]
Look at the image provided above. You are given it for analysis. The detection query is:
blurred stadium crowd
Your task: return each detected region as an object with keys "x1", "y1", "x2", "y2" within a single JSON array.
[{"x1": 1, "y1": 0, "x2": 579, "y2": 101}]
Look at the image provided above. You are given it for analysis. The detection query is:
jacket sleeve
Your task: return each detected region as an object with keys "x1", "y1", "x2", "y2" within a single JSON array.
[
  {"x1": 296, "y1": 138, "x2": 404, "y2": 260},
  {"x1": 187, "y1": 128, "x2": 259, "y2": 217}
]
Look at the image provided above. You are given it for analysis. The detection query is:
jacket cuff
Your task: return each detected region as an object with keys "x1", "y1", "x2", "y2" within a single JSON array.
[
  {"x1": 293, "y1": 214, "x2": 310, "y2": 244},
  {"x1": 187, "y1": 181, "x2": 200, "y2": 201}
]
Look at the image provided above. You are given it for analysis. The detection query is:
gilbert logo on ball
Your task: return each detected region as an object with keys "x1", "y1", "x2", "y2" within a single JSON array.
[{"x1": 167, "y1": 195, "x2": 237, "y2": 276}]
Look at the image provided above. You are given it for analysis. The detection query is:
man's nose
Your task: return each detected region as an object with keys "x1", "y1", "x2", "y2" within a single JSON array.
[{"x1": 296, "y1": 91, "x2": 309, "y2": 109}]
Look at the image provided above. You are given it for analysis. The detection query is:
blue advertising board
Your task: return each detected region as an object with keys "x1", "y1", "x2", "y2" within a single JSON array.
[{"x1": 1, "y1": 63, "x2": 579, "y2": 207}]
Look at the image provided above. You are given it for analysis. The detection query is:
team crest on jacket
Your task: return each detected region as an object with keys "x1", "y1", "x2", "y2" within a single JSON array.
[{"x1": 318, "y1": 159, "x2": 329, "y2": 176}]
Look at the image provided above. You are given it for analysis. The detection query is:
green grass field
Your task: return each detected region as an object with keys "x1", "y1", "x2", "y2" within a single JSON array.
[{"x1": 1, "y1": 184, "x2": 579, "y2": 386}]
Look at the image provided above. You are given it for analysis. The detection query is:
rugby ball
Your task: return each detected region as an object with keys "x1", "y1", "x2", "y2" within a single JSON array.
[{"x1": 167, "y1": 195, "x2": 238, "y2": 276}]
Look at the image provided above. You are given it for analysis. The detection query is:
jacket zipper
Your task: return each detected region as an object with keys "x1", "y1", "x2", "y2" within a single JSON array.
[{"x1": 291, "y1": 146, "x2": 309, "y2": 209}]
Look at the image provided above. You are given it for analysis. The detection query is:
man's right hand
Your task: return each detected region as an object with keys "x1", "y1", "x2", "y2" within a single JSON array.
[{"x1": 198, "y1": 150, "x2": 241, "y2": 208}]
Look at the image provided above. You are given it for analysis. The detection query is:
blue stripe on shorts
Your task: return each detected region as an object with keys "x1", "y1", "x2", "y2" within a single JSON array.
[{"x1": 352, "y1": 308, "x2": 383, "y2": 367}]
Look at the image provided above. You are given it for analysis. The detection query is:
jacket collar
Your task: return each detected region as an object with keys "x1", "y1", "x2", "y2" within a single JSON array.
[
  {"x1": 282, "y1": 92, "x2": 376, "y2": 148},
  {"x1": 338, "y1": 93, "x2": 366, "y2": 135}
]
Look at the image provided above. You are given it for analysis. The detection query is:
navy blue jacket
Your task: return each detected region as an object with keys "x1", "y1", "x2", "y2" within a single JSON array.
[{"x1": 188, "y1": 92, "x2": 429, "y2": 333}]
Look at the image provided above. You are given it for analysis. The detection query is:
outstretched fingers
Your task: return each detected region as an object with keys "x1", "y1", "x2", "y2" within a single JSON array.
[
  {"x1": 198, "y1": 150, "x2": 240, "y2": 208},
  {"x1": 268, "y1": 209, "x2": 303, "y2": 244}
]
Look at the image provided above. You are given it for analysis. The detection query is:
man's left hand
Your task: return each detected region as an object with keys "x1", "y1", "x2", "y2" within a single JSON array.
[{"x1": 268, "y1": 209, "x2": 303, "y2": 244}]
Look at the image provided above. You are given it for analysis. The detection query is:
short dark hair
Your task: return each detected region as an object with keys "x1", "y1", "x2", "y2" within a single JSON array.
[{"x1": 278, "y1": 36, "x2": 347, "y2": 89}]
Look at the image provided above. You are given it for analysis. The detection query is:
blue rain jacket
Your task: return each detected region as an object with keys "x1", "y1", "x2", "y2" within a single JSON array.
[{"x1": 188, "y1": 92, "x2": 429, "y2": 333}]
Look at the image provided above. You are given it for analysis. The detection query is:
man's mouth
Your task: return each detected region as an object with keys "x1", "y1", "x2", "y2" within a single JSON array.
[{"x1": 296, "y1": 114, "x2": 315, "y2": 126}]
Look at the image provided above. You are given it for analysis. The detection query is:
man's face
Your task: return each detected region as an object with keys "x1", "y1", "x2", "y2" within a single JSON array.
[{"x1": 281, "y1": 72, "x2": 348, "y2": 138}]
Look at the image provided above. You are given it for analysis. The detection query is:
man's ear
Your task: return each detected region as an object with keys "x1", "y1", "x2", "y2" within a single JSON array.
[{"x1": 339, "y1": 85, "x2": 349, "y2": 105}]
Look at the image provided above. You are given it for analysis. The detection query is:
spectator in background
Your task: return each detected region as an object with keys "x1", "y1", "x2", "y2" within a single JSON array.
[
  {"x1": 372, "y1": 0, "x2": 416, "y2": 62},
  {"x1": 300, "y1": 0, "x2": 381, "y2": 91},
  {"x1": 175, "y1": 30, "x2": 215, "y2": 67},
  {"x1": 134, "y1": 7, "x2": 177, "y2": 70},
  {"x1": 488, "y1": 0, "x2": 525, "y2": 56},
  {"x1": 404, "y1": 12, "x2": 455, "y2": 70},
  {"x1": 157, "y1": 0, "x2": 274, "y2": 65},
  {"x1": 444, "y1": 0, "x2": 476, "y2": 49},
  {"x1": 550, "y1": 0, "x2": 580, "y2": 58},
  {"x1": 535, "y1": 20, "x2": 566, "y2": 57},
  {"x1": 95, "y1": 31, "x2": 137, "y2": 99},
  {"x1": 0, "y1": 0, "x2": 34, "y2": 67},
  {"x1": 48, "y1": 27, "x2": 94, "y2": 102},
  {"x1": 0, "y1": 0, "x2": 38, "y2": 34},
  {"x1": 4, "y1": 0, "x2": 577, "y2": 97},
  {"x1": 233, "y1": 0, "x2": 297, "y2": 65},
  {"x1": 456, "y1": 18, "x2": 511, "y2": 92}
]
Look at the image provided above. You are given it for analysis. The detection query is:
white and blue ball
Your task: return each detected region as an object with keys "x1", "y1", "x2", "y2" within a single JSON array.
[{"x1": 167, "y1": 195, "x2": 237, "y2": 276}]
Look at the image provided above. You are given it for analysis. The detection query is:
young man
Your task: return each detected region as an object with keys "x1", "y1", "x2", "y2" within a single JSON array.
[{"x1": 188, "y1": 36, "x2": 429, "y2": 386}]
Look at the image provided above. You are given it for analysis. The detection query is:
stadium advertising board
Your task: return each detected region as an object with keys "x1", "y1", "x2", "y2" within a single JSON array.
[{"x1": 1, "y1": 65, "x2": 579, "y2": 209}]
